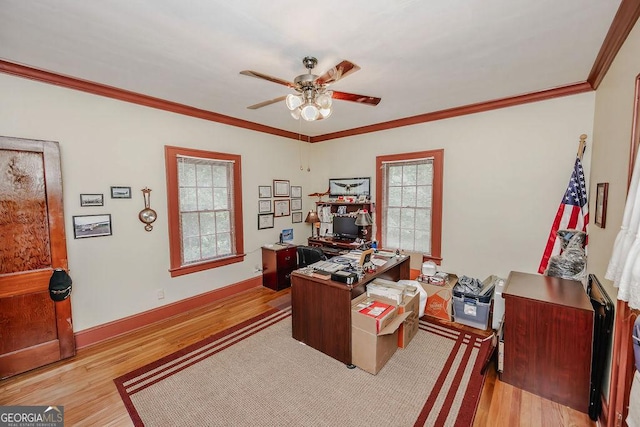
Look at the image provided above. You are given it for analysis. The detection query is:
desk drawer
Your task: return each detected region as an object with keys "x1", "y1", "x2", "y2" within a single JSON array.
[{"x1": 277, "y1": 248, "x2": 297, "y2": 269}]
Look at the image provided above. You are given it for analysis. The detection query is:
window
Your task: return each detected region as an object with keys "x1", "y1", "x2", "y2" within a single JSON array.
[
  {"x1": 165, "y1": 146, "x2": 244, "y2": 277},
  {"x1": 376, "y1": 150, "x2": 443, "y2": 262}
]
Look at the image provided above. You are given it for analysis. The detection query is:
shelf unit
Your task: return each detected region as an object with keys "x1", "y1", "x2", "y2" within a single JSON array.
[{"x1": 315, "y1": 201, "x2": 372, "y2": 240}]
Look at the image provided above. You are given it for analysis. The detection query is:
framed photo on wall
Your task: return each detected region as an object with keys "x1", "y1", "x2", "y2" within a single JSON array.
[
  {"x1": 258, "y1": 213, "x2": 274, "y2": 230},
  {"x1": 292, "y1": 211, "x2": 303, "y2": 223},
  {"x1": 259, "y1": 185, "x2": 272, "y2": 198},
  {"x1": 110, "y1": 186, "x2": 131, "y2": 199},
  {"x1": 291, "y1": 198, "x2": 302, "y2": 211},
  {"x1": 595, "y1": 182, "x2": 609, "y2": 228},
  {"x1": 273, "y1": 179, "x2": 290, "y2": 197},
  {"x1": 80, "y1": 193, "x2": 104, "y2": 207},
  {"x1": 274, "y1": 199, "x2": 290, "y2": 217},
  {"x1": 73, "y1": 214, "x2": 112, "y2": 239},
  {"x1": 258, "y1": 199, "x2": 272, "y2": 213},
  {"x1": 291, "y1": 186, "x2": 302, "y2": 198}
]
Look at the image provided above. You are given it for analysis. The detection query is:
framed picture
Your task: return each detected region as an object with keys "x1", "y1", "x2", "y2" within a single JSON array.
[
  {"x1": 291, "y1": 186, "x2": 302, "y2": 198},
  {"x1": 80, "y1": 193, "x2": 104, "y2": 207},
  {"x1": 291, "y1": 198, "x2": 302, "y2": 211},
  {"x1": 258, "y1": 213, "x2": 274, "y2": 230},
  {"x1": 73, "y1": 214, "x2": 112, "y2": 239},
  {"x1": 292, "y1": 211, "x2": 303, "y2": 223},
  {"x1": 274, "y1": 199, "x2": 290, "y2": 217},
  {"x1": 273, "y1": 179, "x2": 290, "y2": 197},
  {"x1": 259, "y1": 185, "x2": 272, "y2": 198},
  {"x1": 110, "y1": 186, "x2": 131, "y2": 199},
  {"x1": 329, "y1": 177, "x2": 370, "y2": 197},
  {"x1": 595, "y1": 182, "x2": 609, "y2": 228},
  {"x1": 258, "y1": 199, "x2": 272, "y2": 213}
]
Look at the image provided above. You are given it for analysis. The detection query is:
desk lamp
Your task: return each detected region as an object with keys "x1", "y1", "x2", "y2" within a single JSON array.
[
  {"x1": 305, "y1": 210, "x2": 319, "y2": 238},
  {"x1": 354, "y1": 209, "x2": 373, "y2": 237}
]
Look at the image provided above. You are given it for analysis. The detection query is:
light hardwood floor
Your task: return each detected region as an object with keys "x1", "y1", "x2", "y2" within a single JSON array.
[{"x1": 0, "y1": 287, "x2": 596, "y2": 426}]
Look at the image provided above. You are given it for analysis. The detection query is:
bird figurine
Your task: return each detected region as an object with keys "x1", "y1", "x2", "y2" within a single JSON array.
[
  {"x1": 308, "y1": 187, "x2": 330, "y2": 202},
  {"x1": 333, "y1": 181, "x2": 365, "y2": 194}
]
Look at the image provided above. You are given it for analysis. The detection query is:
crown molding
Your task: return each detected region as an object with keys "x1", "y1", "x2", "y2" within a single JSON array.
[
  {"x1": 588, "y1": 0, "x2": 640, "y2": 90},
  {"x1": 311, "y1": 82, "x2": 593, "y2": 142},
  {"x1": 0, "y1": 60, "x2": 303, "y2": 141}
]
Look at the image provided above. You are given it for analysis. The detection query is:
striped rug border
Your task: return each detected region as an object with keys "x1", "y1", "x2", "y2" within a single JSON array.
[{"x1": 114, "y1": 309, "x2": 490, "y2": 427}]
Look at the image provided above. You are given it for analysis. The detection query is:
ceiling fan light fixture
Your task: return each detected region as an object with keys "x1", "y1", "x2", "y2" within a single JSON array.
[
  {"x1": 286, "y1": 94, "x2": 303, "y2": 110},
  {"x1": 300, "y1": 104, "x2": 320, "y2": 121},
  {"x1": 319, "y1": 107, "x2": 332, "y2": 119},
  {"x1": 317, "y1": 91, "x2": 333, "y2": 109},
  {"x1": 290, "y1": 108, "x2": 301, "y2": 120}
]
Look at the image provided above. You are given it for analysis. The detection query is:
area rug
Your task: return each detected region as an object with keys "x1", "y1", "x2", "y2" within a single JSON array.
[{"x1": 114, "y1": 307, "x2": 490, "y2": 427}]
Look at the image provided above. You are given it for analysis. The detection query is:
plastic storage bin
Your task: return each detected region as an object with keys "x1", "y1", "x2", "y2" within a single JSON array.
[
  {"x1": 452, "y1": 282, "x2": 494, "y2": 330},
  {"x1": 453, "y1": 296, "x2": 491, "y2": 329}
]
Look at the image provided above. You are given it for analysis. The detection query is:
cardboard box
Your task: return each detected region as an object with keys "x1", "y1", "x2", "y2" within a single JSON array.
[
  {"x1": 420, "y1": 274, "x2": 458, "y2": 321},
  {"x1": 397, "y1": 292, "x2": 420, "y2": 348},
  {"x1": 351, "y1": 294, "x2": 409, "y2": 375}
]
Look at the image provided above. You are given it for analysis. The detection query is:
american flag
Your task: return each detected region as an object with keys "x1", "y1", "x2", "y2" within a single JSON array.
[{"x1": 538, "y1": 157, "x2": 589, "y2": 274}]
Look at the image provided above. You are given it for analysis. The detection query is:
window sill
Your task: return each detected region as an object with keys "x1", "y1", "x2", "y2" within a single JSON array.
[{"x1": 169, "y1": 253, "x2": 246, "y2": 277}]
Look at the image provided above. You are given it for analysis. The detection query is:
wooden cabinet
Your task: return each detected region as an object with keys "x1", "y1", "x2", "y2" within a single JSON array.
[
  {"x1": 261, "y1": 244, "x2": 297, "y2": 291},
  {"x1": 501, "y1": 271, "x2": 594, "y2": 413}
]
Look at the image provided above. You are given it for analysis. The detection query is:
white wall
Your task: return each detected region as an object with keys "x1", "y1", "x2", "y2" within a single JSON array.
[
  {"x1": 0, "y1": 74, "x2": 316, "y2": 331},
  {"x1": 312, "y1": 93, "x2": 596, "y2": 280},
  {"x1": 588, "y1": 17, "x2": 640, "y2": 401},
  {"x1": 0, "y1": 73, "x2": 597, "y2": 332}
]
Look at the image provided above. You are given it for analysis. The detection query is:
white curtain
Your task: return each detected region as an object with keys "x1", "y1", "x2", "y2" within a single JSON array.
[{"x1": 606, "y1": 148, "x2": 640, "y2": 309}]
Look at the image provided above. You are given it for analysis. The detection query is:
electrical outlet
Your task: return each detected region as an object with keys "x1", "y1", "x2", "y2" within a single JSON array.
[{"x1": 156, "y1": 288, "x2": 165, "y2": 300}]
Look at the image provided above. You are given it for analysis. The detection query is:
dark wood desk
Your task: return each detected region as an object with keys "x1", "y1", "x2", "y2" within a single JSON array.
[
  {"x1": 291, "y1": 255, "x2": 410, "y2": 365},
  {"x1": 501, "y1": 271, "x2": 594, "y2": 413}
]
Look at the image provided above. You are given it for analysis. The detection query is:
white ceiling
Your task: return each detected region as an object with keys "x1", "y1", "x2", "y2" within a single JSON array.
[{"x1": 0, "y1": 0, "x2": 622, "y2": 137}]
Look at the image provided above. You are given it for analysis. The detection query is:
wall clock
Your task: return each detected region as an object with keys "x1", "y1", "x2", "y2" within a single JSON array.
[{"x1": 139, "y1": 187, "x2": 157, "y2": 231}]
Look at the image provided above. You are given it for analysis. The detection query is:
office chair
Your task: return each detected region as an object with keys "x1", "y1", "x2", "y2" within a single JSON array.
[{"x1": 297, "y1": 246, "x2": 326, "y2": 268}]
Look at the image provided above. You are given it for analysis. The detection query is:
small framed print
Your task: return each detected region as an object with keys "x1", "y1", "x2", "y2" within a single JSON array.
[
  {"x1": 110, "y1": 186, "x2": 131, "y2": 199},
  {"x1": 258, "y1": 213, "x2": 274, "y2": 230},
  {"x1": 259, "y1": 185, "x2": 272, "y2": 198},
  {"x1": 258, "y1": 199, "x2": 272, "y2": 213},
  {"x1": 73, "y1": 214, "x2": 112, "y2": 239},
  {"x1": 291, "y1": 198, "x2": 302, "y2": 211},
  {"x1": 273, "y1": 179, "x2": 290, "y2": 197},
  {"x1": 595, "y1": 182, "x2": 609, "y2": 228},
  {"x1": 80, "y1": 193, "x2": 104, "y2": 207},
  {"x1": 274, "y1": 199, "x2": 290, "y2": 217},
  {"x1": 292, "y1": 211, "x2": 303, "y2": 223},
  {"x1": 291, "y1": 186, "x2": 302, "y2": 198}
]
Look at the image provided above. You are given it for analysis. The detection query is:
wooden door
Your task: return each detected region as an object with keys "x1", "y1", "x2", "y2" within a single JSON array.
[{"x1": 0, "y1": 136, "x2": 74, "y2": 379}]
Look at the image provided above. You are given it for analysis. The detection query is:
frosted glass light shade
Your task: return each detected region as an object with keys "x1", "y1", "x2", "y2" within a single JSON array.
[
  {"x1": 286, "y1": 94, "x2": 303, "y2": 110},
  {"x1": 301, "y1": 104, "x2": 320, "y2": 121},
  {"x1": 316, "y1": 92, "x2": 333, "y2": 109}
]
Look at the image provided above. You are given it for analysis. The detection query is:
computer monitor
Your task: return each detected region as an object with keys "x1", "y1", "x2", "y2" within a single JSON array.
[{"x1": 332, "y1": 216, "x2": 359, "y2": 240}]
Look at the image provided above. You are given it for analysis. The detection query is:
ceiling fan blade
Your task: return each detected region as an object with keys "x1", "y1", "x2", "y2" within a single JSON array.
[
  {"x1": 239, "y1": 70, "x2": 295, "y2": 88},
  {"x1": 315, "y1": 60, "x2": 361, "y2": 85},
  {"x1": 332, "y1": 91, "x2": 381, "y2": 106},
  {"x1": 247, "y1": 95, "x2": 287, "y2": 110}
]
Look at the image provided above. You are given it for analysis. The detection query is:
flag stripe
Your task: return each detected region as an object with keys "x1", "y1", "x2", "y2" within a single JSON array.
[{"x1": 538, "y1": 157, "x2": 588, "y2": 274}]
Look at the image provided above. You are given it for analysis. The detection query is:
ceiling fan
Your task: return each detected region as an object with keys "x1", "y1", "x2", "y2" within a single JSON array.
[{"x1": 240, "y1": 56, "x2": 381, "y2": 121}]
